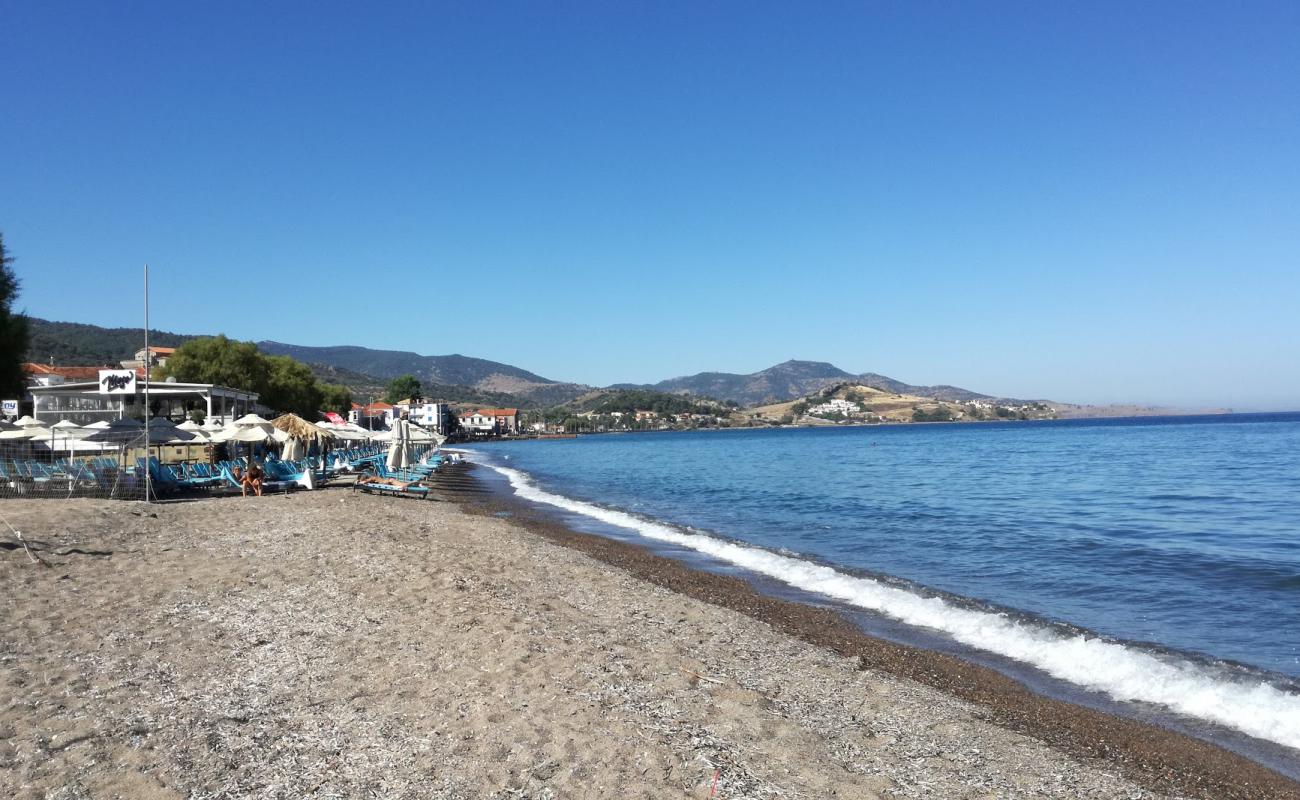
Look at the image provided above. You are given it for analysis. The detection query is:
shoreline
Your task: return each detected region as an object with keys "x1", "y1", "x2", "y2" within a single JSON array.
[
  {"x1": 1, "y1": 486, "x2": 1296, "y2": 797},
  {"x1": 449, "y1": 464, "x2": 1300, "y2": 798}
]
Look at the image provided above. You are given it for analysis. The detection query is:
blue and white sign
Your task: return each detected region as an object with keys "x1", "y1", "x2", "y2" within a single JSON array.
[
  {"x1": 1, "y1": 399, "x2": 17, "y2": 415},
  {"x1": 98, "y1": 369, "x2": 137, "y2": 395}
]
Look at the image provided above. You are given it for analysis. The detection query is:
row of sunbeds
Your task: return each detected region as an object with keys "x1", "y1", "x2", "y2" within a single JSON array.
[{"x1": 1, "y1": 443, "x2": 447, "y2": 499}]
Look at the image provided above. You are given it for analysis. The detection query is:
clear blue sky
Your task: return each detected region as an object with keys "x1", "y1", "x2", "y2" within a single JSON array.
[{"x1": 3, "y1": 2, "x2": 1297, "y2": 409}]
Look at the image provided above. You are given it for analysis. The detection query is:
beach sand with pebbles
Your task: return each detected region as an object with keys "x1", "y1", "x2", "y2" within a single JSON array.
[{"x1": 1, "y1": 481, "x2": 1297, "y2": 799}]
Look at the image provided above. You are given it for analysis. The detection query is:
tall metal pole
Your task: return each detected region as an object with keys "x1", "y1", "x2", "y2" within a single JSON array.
[{"x1": 143, "y1": 264, "x2": 152, "y2": 503}]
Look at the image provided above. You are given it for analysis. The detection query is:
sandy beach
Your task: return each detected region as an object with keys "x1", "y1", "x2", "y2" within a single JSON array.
[{"x1": 2, "y1": 480, "x2": 1296, "y2": 799}]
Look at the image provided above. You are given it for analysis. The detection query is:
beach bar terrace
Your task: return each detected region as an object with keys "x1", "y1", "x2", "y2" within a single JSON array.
[{"x1": 29, "y1": 380, "x2": 261, "y2": 427}]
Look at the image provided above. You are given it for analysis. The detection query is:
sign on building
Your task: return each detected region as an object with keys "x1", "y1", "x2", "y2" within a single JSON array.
[
  {"x1": 1, "y1": 399, "x2": 17, "y2": 416},
  {"x1": 98, "y1": 369, "x2": 138, "y2": 395}
]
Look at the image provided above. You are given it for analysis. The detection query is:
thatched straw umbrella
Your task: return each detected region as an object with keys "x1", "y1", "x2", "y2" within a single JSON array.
[{"x1": 272, "y1": 413, "x2": 335, "y2": 462}]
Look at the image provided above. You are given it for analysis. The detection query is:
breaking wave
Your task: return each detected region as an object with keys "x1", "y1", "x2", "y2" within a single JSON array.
[{"x1": 481, "y1": 459, "x2": 1300, "y2": 752}]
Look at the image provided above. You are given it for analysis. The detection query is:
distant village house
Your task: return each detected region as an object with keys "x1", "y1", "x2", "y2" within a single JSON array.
[{"x1": 457, "y1": 408, "x2": 519, "y2": 435}]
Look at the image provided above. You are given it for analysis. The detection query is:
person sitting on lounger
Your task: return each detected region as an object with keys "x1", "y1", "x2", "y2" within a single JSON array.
[
  {"x1": 238, "y1": 462, "x2": 264, "y2": 497},
  {"x1": 357, "y1": 474, "x2": 417, "y2": 490}
]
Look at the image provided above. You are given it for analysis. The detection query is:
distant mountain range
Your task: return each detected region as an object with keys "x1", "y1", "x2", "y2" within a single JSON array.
[
  {"x1": 616, "y1": 359, "x2": 1011, "y2": 407},
  {"x1": 255, "y1": 342, "x2": 593, "y2": 407},
  {"x1": 26, "y1": 317, "x2": 1033, "y2": 409}
]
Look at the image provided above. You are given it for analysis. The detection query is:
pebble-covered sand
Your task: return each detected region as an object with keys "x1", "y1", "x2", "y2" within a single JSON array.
[{"x1": 1, "y1": 487, "x2": 1295, "y2": 799}]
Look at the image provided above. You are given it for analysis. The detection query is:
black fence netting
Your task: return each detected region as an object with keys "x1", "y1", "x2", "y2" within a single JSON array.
[{"x1": 1, "y1": 438, "x2": 158, "y2": 501}]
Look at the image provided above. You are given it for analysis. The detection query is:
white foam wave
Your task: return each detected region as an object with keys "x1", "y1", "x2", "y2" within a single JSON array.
[{"x1": 482, "y1": 459, "x2": 1300, "y2": 751}]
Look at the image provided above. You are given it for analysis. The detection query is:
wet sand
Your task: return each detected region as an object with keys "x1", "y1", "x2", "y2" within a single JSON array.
[{"x1": 1, "y1": 479, "x2": 1296, "y2": 798}]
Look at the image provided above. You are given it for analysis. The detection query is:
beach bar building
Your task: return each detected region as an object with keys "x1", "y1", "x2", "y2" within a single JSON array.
[{"x1": 29, "y1": 379, "x2": 262, "y2": 427}]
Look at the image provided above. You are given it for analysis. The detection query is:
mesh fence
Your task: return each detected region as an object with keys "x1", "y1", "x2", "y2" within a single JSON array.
[
  {"x1": 0, "y1": 436, "x2": 224, "y2": 501},
  {"x1": 2, "y1": 440, "x2": 148, "y2": 500},
  {"x1": 2, "y1": 437, "x2": 405, "y2": 502}
]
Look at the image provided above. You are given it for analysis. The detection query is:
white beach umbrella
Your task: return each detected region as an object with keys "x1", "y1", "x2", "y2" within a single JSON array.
[
  {"x1": 385, "y1": 418, "x2": 413, "y2": 470},
  {"x1": 0, "y1": 416, "x2": 48, "y2": 440},
  {"x1": 84, "y1": 420, "x2": 112, "y2": 429},
  {"x1": 233, "y1": 413, "x2": 276, "y2": 428},
  {"x1": 30, "y1": 419, "x2": 86, "y2": 438},
  {"x1": 282, "y1": 437, "x2": 306, "y2": 461},
  {"x1": 217, "y1": 425, "x2": 275, "y2": 443}
]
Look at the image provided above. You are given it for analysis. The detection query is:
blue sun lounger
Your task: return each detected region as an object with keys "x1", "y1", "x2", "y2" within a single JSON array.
[{"x1": 352, "y1": 476, "x2": 431, "y2": 500}]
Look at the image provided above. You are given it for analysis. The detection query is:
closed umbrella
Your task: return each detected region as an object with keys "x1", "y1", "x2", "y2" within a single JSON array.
[
  {"x1": 385, "y1": 418, "x2": 413, "y2": 470},
  {"x1": 281, "y1": 437, "x2": 306, "y2": 461}
]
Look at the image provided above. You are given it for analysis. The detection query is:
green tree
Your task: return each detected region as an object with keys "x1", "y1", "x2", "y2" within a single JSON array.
[
  {"x1": 385, "y1": 374, "x2": 422, "y2": 404},
  {"x1": 159, "y1": 335, "x2": 334, "y2": 416},
  {"x1": 159, "y1": 335, "x2": 271, "y2": 393},
  {"x1": 319, "y1": 383, "x2": 353, "y2": 415},
  {"x1": 263, "y1": 355, "x2": 323, "y2": 418},
  {"x1": 0, "y1": 232, "x2": 31, "y2": 398}
]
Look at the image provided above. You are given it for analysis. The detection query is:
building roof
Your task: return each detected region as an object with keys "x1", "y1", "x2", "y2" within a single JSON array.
[
  {"x1": 23, "y1": 363, "x2": 112, "y2": 381},
  {"x1": 479, "y1": 408, "x2": 519, "y2": 416},
  {"x1": 146, "y1": 346, "x2": 177, "y2": 355}
]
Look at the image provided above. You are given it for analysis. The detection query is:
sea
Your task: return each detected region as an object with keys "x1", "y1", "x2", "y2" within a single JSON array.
[{"x1": 463, "y1": 413, "x2": 1300, "y2": 767}]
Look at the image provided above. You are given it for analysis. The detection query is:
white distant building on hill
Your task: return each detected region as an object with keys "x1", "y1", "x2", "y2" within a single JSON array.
[{"x1": 807, "y1": 398, "x2": 860, "y2": 416}]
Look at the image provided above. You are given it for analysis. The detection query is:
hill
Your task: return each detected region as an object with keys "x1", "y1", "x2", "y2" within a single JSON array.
[
  {"x1": 257, "y1": 341, "x2": 591, "y2": 406},
  {"x1": 749, "y1": 383, "x2": 1057, "y2": 425},
  {"x1": 23, "y1": 318, "x2": 543, "y2": 408},
  {"x1": 26, "y1": 318, "x2": 196, "y2": 366},
  {"x1": 627, "y1": 359, "x2": 1007, "y2": 407}
]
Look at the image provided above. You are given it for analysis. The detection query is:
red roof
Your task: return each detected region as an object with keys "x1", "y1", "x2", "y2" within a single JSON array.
[
  {"x1": 23, "y1": 363, "x2": 110, "y2": 380},
  {"x1": 147, "y1": 346, "x2": 177, "y2": 355},
  {"x1": 478, "y1": 408, "x2": 518, "y2": 417}
]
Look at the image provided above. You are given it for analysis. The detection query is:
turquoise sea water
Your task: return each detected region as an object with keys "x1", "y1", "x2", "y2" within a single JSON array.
[{"x1": 466, "y1": 414, "x2": 1300, "y2": 754}]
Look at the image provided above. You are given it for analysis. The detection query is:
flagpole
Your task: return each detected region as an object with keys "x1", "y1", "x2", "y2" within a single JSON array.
[{"x1": 143, "y1": 263, "x2": 152, "y2": 503}]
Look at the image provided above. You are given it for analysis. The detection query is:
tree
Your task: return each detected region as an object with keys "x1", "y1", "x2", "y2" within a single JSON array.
[
  {"x1": 319, "y1": 383, "x2": 353, "y2": 415},
  {"x1": 159, "y1": 335, "x2": 335, "y2": 416},
  {"x1": 385, "y1": 374, "x2": 422, "y2": 404},
  {"x1": 0, "y1": 232, "x2": 30, "y2": 398},
  {"x1": 159, "y1": 335, "x2": 270, "y2": 392},
  {"x1": 263, "y1": 355, "x2": 323, "y2": 418}
]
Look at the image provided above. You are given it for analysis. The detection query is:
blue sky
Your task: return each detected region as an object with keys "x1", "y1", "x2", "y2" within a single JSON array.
[{"x1": 3, "y1": 2, "x2": 1297, "y2": 409}]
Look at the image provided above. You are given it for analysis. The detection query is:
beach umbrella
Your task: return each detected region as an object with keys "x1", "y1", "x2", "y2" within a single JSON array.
[
  {"x1": 216, "y1": 425, "x2": 275, "y2": 443},
  {"x1": 282, "y1": 437, "x2": 306, "y2": 460},
  {"x1": 29, "y1": 419, "x2": 88, "y2": 446},
  {"x1": 143, "y1": 418, "x2": 197, "y2": 444},
  {"x1": 271, "y1": 413, "x2": 336, "y2": 464},
  {"x1": 386, "y1": 418, "x2": 415, "y2": 470},
  {"x1": 84, "y1": 420, "x2": 112, "y2": 429},
  {"x1": 214, "y1": 412, "x2": 275, "y2": 442},
  {"x1": 233, "y1": 413, "x2": 276, "y2": 428},
  {"x1": 271, "y1": 413, "x2": 335, "y2": 442},
  {"x1": 0, "y1": 416, "x2": 48, "y2": 440},
  {"x1": 82, "y1": 417, "x2": 146, "y2": 444},
  {"x1": 175, "y1": 420, "x2": 211, "y2": 441}
]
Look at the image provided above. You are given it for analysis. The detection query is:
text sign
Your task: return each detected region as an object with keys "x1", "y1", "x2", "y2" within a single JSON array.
[
  {"x1": 98, "y1": 369, "x2": 137, "y2": 395},
  {"x1": 1, "y1": 399, "x2": 17, "y2": 415}
]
